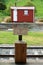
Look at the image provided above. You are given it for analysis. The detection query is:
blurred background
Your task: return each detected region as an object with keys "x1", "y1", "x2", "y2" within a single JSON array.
[{"x1": 0, "y1": 0, "x2": 43, "y2": 46}]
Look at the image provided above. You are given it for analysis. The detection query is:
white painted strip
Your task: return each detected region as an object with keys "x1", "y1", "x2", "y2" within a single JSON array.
[
  {"x1": 11, "y1": 7, "x2": 35, "y2": 10},
  {"x1": 33, "y1": 9, "x2": 34, "y2": 22},
  {"x1": 8, "y1": 29, "x2": 13, "y2": 31},
  {"x1": 13, "y1": 9, "x2": 17, "y2": 21}
]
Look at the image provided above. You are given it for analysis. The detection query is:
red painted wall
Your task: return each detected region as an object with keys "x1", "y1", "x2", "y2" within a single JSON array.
[
  {"x1": 17, "y1": 9, "x2": 34, "y2": 22},
  {"x1": 11, "y1": 9, "x2": 34, "y2": 22}
]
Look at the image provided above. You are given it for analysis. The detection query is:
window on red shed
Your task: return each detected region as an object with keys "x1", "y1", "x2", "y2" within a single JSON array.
[{"x1": 24, "y1": 10, "x2": 28, "y2": 15}]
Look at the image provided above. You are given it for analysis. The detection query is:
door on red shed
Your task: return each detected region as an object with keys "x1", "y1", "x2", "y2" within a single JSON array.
[{"x1": 13, "y1": 9, "x2": 17, "y2": 22}]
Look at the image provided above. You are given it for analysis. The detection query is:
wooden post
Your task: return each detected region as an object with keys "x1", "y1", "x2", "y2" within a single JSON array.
[
  {"x1": 15, "y1": 42, "x2": 27, "y2": 64},
  {"x1": 15, "y1": 2, "x2": 16, "y2": 6},
  {"x1": 15, "y1": 34, "x2": 27, "y2": 63}
]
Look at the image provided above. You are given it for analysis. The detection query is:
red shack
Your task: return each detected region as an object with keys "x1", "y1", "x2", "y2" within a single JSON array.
[{"x1": 11, "y1": 7, "x2": 35, "y2": 23}]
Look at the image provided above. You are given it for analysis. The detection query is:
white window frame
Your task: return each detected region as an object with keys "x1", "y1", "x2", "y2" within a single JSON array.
[{"x1": 24, "y1": 10, "x2": 28, "y2": 15}]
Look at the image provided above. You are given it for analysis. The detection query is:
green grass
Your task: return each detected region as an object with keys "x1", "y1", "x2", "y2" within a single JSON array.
[
  {"x1": 0, "y1": 31, "x2": 18, "y2": 44},
  {"x1": 23, "y1": 32, "x2": 43, "y2": 46},
  {"x1": 33, "y1": 0, "x2": 43, "y2": 18},
  {"x1": 0, "y1": 31, "x2": 43, "y2": 46}
]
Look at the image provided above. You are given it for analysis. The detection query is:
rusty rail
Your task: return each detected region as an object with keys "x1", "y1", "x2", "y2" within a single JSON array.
[
  {"x1": 0, "y1": 55, "x2": 43, "y2": 58},
  {"x1": 0, "y1": 46, "x2": 43, "y2": 58}
]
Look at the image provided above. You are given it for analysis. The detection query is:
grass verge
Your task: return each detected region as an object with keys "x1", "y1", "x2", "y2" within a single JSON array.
[{"x1": 0, "y1": 31, "x2": 43, "y2": 46}]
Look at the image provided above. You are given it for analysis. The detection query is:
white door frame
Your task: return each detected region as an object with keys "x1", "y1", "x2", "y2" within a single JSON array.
[{"x1": 13, "y1": 9, "x2": 17, "y2": 21}]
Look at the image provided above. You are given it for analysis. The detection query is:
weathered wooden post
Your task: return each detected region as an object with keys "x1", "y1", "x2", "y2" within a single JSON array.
[
  {"x1": 11, "y1": 6, "x2": 35, "y2": 64},
  {"x1": 13, "y1": 23, "x2": 28, "y2": 63},
  {"x1": 15, "y1": 37, "x2": 27, "y2": 63}
]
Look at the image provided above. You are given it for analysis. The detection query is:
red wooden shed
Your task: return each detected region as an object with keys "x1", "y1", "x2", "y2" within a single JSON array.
[{"x1": 11, "y1": 7, "x2": 35, "y2": 23}]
